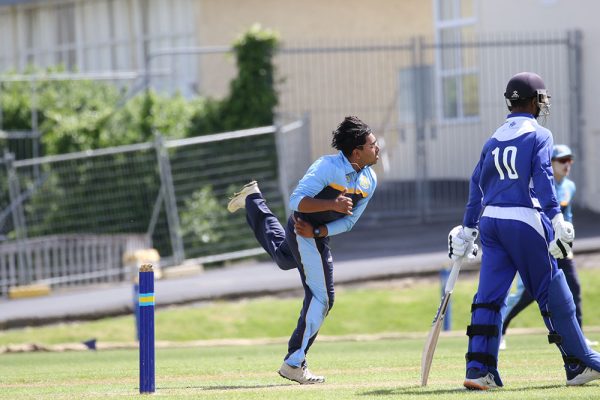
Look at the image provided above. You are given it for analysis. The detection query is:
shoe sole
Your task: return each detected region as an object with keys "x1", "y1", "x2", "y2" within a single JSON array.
[
  {"x1": 566, "y1": 376, "x2": 600, "y2": 386},
  {"x1": 464, "y1": 381, "x2": 492, "y2": 390},
  {"x1": 277, "y1": 370, "x2": 324, "y2": 385},
  {"x1": 227, "y1": 181, "x2": 257, "y2": 213}
]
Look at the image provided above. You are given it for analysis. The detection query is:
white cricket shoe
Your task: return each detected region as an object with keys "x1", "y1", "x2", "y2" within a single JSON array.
[
  {"x1": 227, "y1": 181, "x2": 260, "y2": 213},
  {"x1": 464, "y1": 373, "x2": 501, "y2": 390},
  {"x1": 566, "y1": 367, "x2": 600, "y2": 386},
  {"x1": 499, "y1": 338, "x2": 507, "y2": 351},
  {"x1": 278, "y1": 362, "x2": 325, "y2": 384}
]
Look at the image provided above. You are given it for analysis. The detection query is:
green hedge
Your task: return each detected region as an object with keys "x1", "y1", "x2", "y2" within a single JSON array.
[{"x1": 0, "y1": 25, "x2": 282, "y2": 260}]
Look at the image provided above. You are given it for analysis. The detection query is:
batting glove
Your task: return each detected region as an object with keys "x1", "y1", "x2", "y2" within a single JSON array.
[
  {"x1": 448, "y1": 225, "x2": 479, "y2": 260},
  {"x1": 549, "y1": 238, "x2": 572, "y2": 259},
  {"x1": 551, "y1": 213, "x2": 575, "y2": 243}
]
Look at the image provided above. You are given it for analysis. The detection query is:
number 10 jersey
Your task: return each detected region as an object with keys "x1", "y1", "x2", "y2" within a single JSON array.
[{"x1": 462, "y1": 112, "x2": 562, "y2": 228}]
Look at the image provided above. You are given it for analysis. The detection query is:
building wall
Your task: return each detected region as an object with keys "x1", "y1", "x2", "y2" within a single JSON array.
[
  {"x1": 0, "y1": 0, "x2": 197, "y2": 94},
  {"x1": 475, "y1": 0, "x2": 600, "y2": 211},
  {"x1": 195, "y1": 0, "x2": 434, "y2": 171},
  {"x1": 195, "y1": 0, "x2": 432, "y2": 99},
  {"x1": 197, "y1": 0, "x2": 432, "y2": 45}
]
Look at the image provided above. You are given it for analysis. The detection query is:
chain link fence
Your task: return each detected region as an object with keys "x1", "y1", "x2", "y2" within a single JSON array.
[
  {"x1": 163, "y1": 31, "x2": 582, "y2": 220},
  {"x1": 275, "y1": 31, "x2": 582, "y2": 221},
  {"x1": 0, "y1": 30, "x2": 585, "y2": 293},
  {"x1": 0, "y1": 118, "x2": 309, "y2": 294}
]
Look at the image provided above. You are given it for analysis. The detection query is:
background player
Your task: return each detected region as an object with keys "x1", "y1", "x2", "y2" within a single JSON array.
[{"x1": 501, "y1": 144, "x2": 597, "y2": 349}]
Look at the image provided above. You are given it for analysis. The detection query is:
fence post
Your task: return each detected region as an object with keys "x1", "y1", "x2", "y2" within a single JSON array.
[
  {"x1": 274, "y1": 120, "x2": 291, "y2": 216},
  {"x1": 30, "y1": 78, "x2": 40, "y2": 180},
  {"x1": 567, "y1": 30, "x2": 585, "y2": 205},
  {"x1": 154, "y1": 134, "x2": 185, "y2": 265},
  {"x1": 301, "y1": 112, "x2": 312, "y2": 174},
  {"x1": 412, "y1": 36, "x2": 430, "y2": 223},
  {"x1": 4, "y1": 151, "x2": 30, "y2": 284}
]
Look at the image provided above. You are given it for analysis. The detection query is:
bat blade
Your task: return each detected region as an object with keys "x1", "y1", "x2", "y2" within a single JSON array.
[{"x1": 420, "y1": 290, "x2": 452, "y2": 386}]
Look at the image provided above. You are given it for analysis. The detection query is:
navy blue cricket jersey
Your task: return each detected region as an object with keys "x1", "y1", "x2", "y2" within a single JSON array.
[{"x1": 463, "y1": 113, "x2": 561, "y2": 228}]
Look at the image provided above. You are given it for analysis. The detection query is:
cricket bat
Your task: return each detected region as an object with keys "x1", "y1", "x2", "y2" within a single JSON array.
[{"x1": 420, "y1": 258, "x2": 463, "y2": 387}]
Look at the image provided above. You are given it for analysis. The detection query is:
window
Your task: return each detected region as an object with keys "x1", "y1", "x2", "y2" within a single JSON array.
[
  {"x1": 3, "y1": 0, "x2": 196, "y2": 94},
  {"x1": 434, "y1": 0, "x2": 478, "y2": 121},
  {"x1": 56, "y1": 3, "x2": 76, "y2": 70}
]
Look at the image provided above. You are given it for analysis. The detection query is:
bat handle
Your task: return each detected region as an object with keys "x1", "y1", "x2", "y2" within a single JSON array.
[{"x1": 444, "y1": 259, "x2": 462, "y2": 293}]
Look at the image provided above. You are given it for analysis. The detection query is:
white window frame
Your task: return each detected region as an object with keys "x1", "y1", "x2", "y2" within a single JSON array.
[
  {"x1": 1, "y1": 0, "x2": 197, "y2": 95},
  {"x1": 433, "y1": 0, "x2": 479, "y2": 123}
]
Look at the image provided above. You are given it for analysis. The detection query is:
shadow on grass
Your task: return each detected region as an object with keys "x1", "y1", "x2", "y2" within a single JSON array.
[
  {"x1": 159, "y1": 383, "x2": 291, "y2": 391},
  {"x1": 359, "y1": 383, "x2": 566, "y2": 396},
  {"x1": 359, "y1": 385, "x2": 464, "y2": 396}
]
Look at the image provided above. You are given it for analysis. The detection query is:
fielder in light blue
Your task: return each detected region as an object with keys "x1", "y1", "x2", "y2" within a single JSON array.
[
  {"x1": 228, "y1": 116, "x2": 378, "y2": 384},
  {"x1": 448, "y1": 72, "x2": 600, "y2": 390},
  {"x1": 284, "y1": 143, "x2": 378, "y2": 369}
]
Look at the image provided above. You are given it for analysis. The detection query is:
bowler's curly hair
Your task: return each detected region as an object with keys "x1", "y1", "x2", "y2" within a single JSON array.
[{"x1": 331, "y1": 116, "x2": 372, "y2": 158}]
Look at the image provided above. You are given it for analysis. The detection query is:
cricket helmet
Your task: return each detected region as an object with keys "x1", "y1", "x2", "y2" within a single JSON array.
[{"x1": 504, "y1": 72, "x2": 551, "y2": 116}]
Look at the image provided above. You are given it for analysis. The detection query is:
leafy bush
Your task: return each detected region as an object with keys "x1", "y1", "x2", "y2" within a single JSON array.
[
  {"x1": 181, "y1": 186, "x2": 227, "y2": 246},
  {"x1": 0, "y1": 25, "x2": 282, "y2": 263},
  {"x1": 189, "y1": 24, "x2": 279, "y2": 135}
]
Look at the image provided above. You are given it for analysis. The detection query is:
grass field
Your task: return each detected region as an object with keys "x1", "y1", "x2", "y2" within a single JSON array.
[
  {"x1": 2, "y1": 268, "x2": 600, "y2": 346},
  {"x1": 2, "y1": 335, "x2": 600, "y2": 399},
  {"x1": 1, "y1": 268, "x2": 600, "y2": 399}
]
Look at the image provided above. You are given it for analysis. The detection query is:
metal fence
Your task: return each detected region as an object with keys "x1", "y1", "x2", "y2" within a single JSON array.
[
  {"x1": 0, "y1": 31, "x2": 585, "y2": 293},
  {"x1": 275, "y1": 31, "x2": 583, "y2": 220},
  {"x1": 146, "y1": 31, "x2": 583, "y2": 221},
  {"x1": 0, "y1": 234, "x2": 149, "y2": 296},
  {"x1": 0, "y1": 118, "x2": 310, "y2": 275}
]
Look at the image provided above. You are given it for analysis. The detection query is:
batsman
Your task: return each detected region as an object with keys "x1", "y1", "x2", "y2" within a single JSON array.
[{"x1": 448, "y1": 72, "x2": 600, "y2": 390}]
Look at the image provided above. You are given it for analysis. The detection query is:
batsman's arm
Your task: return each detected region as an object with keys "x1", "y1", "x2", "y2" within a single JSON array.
[{"x1": 462, "y1": 155, "x2": 484, "y2": 228}]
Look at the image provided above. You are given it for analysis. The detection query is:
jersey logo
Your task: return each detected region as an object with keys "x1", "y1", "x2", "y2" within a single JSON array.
[
  {"x1": 345, "y1": 174, "x2": 352, "y2": 184},
  {"x1": 359, "y1": 175, "x2": 370, "y2": 190}
]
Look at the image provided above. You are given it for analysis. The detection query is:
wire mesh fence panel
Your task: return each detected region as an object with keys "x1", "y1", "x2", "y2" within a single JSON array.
[
  {"x1": 0, "y1": 234, "x2": 149, "y2": 295},
  {"x1": 0, "y1": 158, "x2": 13, "y2": 239},
  {"x1": 274, "y1": 32, "x2": 579, "y2": 221},
  {"x1": 420, "y1": 31, "x2": 575, "y2": 220},
  {"x1": 0, "y1": 134, "x2": 40, "y2": 162},
  {"x1": 277, "y1": 38, "x2": 422, "y2": 220},
  {"x1": 0, "y1": 120, "x2": 309, "y2": 285},
  {"x1": 0, "y1": 30, "x2": 583, "y2": 291},
  {"x1": 275, "y1": 118, "x2": 313, "y2": 214},
  {"x1": 165, "y1": 121, "x2": 310, "y2": 261},
  {"x1": 14, "y1": 144, "x2": 160, "y2": 239}
]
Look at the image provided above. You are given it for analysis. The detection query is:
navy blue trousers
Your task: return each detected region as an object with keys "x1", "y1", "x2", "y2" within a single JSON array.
[
  {"x1": 245, "y1": 193, "x2": 297, "y2": 271},
  {"x1": 245, "y1": 194, "x2": 335, "y2": 366},
  {"x1": 502, "y1": 257, "x2": 583, "y2": 335}
]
